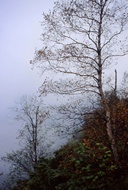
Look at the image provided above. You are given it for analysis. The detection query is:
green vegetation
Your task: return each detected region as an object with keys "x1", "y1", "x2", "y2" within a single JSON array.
[
  {"x1": 10, "y1": 93, "x2": 128, "y2": 190},
  {"x1": 3, "y1": 0, "x2": 128, "y2": 189}
]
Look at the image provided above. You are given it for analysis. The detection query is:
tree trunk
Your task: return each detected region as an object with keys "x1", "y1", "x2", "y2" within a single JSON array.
[
  {"x1": 98, "y1": 73, "x2": 119, "y2": 163},
  {"x1": 97, "y1": 0, "x2": 119, "y2": 164},
  {"x1": 105, "y1": 106, "x2": 119, "y2": 164}
]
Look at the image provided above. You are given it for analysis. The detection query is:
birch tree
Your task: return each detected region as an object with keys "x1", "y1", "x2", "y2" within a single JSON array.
[{"x1": 31, "y1": 0, "x2": 128, "y2": 163}]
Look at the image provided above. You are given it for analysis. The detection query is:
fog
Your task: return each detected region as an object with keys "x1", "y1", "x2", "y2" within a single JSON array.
[
  {"x1": 0, "y1": 0, "x2": 55, "y2": 187},
  {"x1": 0, "y1": 0, "x2": 128, "y2": 188}
]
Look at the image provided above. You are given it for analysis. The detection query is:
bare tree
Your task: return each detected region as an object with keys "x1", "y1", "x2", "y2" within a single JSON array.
[
  {"x1": 31, "y1": 0, "x2": 128, "y2": 163},
  {"x1": 3, "y1": 95, "x2": 49, "y2": 184},
  {"x1": 15, "y1": 95, "x2": 49, "y2": 168}
]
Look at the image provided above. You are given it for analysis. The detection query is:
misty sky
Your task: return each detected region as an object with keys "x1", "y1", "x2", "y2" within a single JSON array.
[
  {"x1": 0, "y1": 0, "x2": 55, "y2": 182},
  {"x1": 0, "y1": 0, "x2": 128, "y2": 186}
]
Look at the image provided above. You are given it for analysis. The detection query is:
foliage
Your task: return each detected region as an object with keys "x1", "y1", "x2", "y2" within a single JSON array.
[
  {"x1": 3, "y1": 0, "x2": 128, "y2": 188},
  {"x1": 83, "y1": 92, "x2": 128, "y2": 167},
  {"x1": 27, "y1": 141, "x2": 116, "y2": 190},
  {"x1": 7, "y1": 92, "x2": 128, "y2": 190},
  {"x1": 26, "y1": 93, "x2": 128, "y2": 190},
  {"x1": 27, "y1": 158, "x2": 53, "y2": 190}
]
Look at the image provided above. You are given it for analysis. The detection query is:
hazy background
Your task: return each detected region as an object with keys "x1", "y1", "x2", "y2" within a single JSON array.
[
  {"x1": 0, "y1": 0, "x2": 55, "y2": 185},
  {"x1": 0, "y1": 0, "x2": 128, "y2": 187}
]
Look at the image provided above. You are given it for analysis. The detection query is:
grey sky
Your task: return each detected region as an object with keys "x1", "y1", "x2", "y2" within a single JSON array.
[
  {"x1": 0, "y1": 0, "x2": 55, "y2": 183},
  {"x1": 0, "y1": 0, "x2": 128, "y2": 186}
]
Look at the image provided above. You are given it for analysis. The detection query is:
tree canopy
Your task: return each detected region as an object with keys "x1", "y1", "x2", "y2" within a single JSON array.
[{"x1": 31, "y1": 0, "x2": 128, "y2": 163}]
